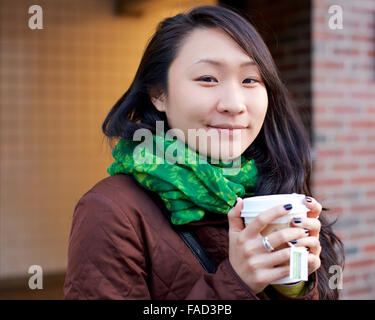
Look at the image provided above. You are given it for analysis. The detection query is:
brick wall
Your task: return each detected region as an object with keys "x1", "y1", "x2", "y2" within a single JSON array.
[
  {"x1": 245, "y1": 0, "x2": 375, "y2": 299},
  {"x1": 312, "y1": 0, "x2": 375, "y2": 299}
]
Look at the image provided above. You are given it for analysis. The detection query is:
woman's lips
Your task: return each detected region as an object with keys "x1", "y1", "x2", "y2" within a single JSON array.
[{"x1": 207, "y1": 125, "x2": 246, "y2": 137}]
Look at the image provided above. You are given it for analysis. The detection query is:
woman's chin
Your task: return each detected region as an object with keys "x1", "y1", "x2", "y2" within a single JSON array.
[{"x1": 201, "y1": 149, "x2": 243, "y2": 163}]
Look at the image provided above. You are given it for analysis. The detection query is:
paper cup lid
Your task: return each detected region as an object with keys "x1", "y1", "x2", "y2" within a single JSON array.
[{"x1": 241, "y1": 193, "x2": 309, "y2": 216}]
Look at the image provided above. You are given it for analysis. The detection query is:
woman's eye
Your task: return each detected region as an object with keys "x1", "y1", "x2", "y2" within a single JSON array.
[
  {"x1": 198, "y1": 76, "x2": 217, "y2": 83},
  {"x1": 243, "y1": 78, "x2": 258, "y2": 84}
]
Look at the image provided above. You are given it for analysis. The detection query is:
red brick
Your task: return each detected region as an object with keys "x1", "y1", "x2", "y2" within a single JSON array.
[
  {"x1": 349, "y1": 232, "x2": 374, "y2": 240},
  {"x1": 351, "y1": 176, "x2": 375, "y2": 185},
  {"x1": 313, "y1": 31, "x2": 346, "y2": 41},
  {"x1": 316, "y1": 149, "x2": 345, "y2": 158},
  {"x1": 363, "y1": 245, "x2": 375, "y2": 252},
  {"x1": 351, "y1": 92, "x2": 375, "y2": 100},
  {"x1": 346, "y1": 259, "x2": 375, "y2": 269},
  {"x1": 315, "y1": 91, "x2": 343, "y2": 99},
  {"x1": 333, "y1": 106, "x2": 360, "y2": 113},
  {"x1": 314, "y1": 105, "x2": 327, "y2": 113},
  {"x1": 351, "y1": 121, "x2": 375, "y2": 129},
  {"x1": 315, "y1": 120, "x2": 343, "y2": 129},
  {"x1": 350, "y1": 204, "x2": 373, "y2": 214},
  {"x1": 351, "y1": 7, "x2": 375, "y2": 15},
  {"x1": 352, "y1": 63, "x2": 374, "y2": 71},
  {"x1": 352, "y1": 35, "x2": 374, "y2": 43},
  {"x1": 333, "y1": 78, "x2": 361, "y2": 85},
  {"x1": 313, "y1": 60, "x2": 345, "y2": 69},
  {"x1": 367, "y1": 107, "x2": 375, "y2": 113},
  {"x1": 336, "y1": 134, "x2": 360, "y2": 142},
  {"x1": 347, "y1": 286, "x2": 373, "y2": 297},
  {"x1": 365, "y1": 217, "x2": 375, "y2": 225},
  {"x1": 334, "y1": 48, "x2": 360, "y2": 56},
  {"x1": 313, "y1": 178, "x2": 344, "y2": 187},
  {"x1": 333, "y1": 163, "x2": 359, "y2": 171},
  {"x1": 352, "y1": 149, "x2": 375, "y2": 156},
  {"x1": 345, "y1": 20, "x2": 360, "y2": 29},
  {"x1": 313, "y1": 16, "x2": 325, "y2": 25},
  {"x1": 312, "y1": 1, "x2": 328, "y2": 10}
]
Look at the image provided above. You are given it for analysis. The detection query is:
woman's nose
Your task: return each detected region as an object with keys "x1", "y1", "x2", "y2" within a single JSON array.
[{"x1": 216, "y1": 84, "x2": 246, "y2": 114}]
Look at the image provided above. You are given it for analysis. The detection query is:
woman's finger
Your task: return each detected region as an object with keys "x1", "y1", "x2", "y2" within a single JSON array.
[
  {"x1": 289, "y1": 236, "x2": 321, "y2": 255},
  {"x1": 304, "y1": 196, "x2": 322, "y2": 219},
  {"x1": 253, "y1": 247, "x2": 291, "y2": 268},
  {"x1": 290, "y1": 217, "x2": 321, "y2": 237},
  {"x1": 308, "y1": 253, "x2": 321, "y2": 275},
  {"x1": 227, "y1": 198, "x2": 245, "y2": 233},
  {"x1": 254, "y1": 265, "x2": 291, "y2": 285},
  {"x1": 244, "y1": 203, "x2": 293, "y2": 238},
  {"x1": 265, "y1": 227, "x2": 309, "y2": 251}
]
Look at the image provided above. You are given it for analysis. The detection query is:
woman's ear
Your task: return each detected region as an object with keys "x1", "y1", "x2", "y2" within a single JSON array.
[{"x1": 149, "y1": 88, "x2": 167, "y2": 113}]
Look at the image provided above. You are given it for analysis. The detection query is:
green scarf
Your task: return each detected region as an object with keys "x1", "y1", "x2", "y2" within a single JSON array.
[{"x1": 107, "y1": 132, "x2": 258, "y2": 225}]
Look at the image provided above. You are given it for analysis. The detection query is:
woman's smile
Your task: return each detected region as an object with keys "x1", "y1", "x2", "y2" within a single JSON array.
[{"x1": 206, "y1": 125, "x2": 247, "y2": 138}]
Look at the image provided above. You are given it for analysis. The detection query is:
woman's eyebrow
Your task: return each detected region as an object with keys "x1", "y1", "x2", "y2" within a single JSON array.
[{"x1": 189, "y1": 58, "x2": 256, "y2": 68}]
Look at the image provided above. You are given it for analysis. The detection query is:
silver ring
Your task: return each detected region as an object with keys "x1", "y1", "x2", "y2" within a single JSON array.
[{"x1": 262, "y1": 236, "x2": 274, "y2": 252}]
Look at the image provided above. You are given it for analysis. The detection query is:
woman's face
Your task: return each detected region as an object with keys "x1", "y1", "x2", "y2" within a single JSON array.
[{"x1": 151, "y1": 27, "x2": 268, "y2": 161}]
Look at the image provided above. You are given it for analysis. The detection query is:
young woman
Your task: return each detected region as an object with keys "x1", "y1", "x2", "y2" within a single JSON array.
[{"x1": 63, "y1": 5, "x2": 344, "y2": 300}]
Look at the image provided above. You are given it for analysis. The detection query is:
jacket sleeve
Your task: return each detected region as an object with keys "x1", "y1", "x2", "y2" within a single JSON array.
[
  {"x1": 183, "y1": 259, "x2": 319, "y2": 300},
  {"x1": 183, "y1": 258, "x2": 260, "y2": 300},
  {"x1": 63, "y1": 193, "x2": 151, "y2": 299}
]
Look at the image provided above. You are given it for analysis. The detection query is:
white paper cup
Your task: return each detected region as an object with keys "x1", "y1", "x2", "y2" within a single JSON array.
[{"x1": 241, "y1": 193, "x2": 309, "y2": 284}]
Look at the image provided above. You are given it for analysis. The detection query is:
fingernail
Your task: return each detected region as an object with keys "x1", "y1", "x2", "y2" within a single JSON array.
[
  {"x1": 293, "y1": 217, "x2": 302, "y2": 224},
  {"x1": 284, "y1": 204, "x2": 292, "y2": 210},
  {"x1": 288, "y1": 240, "x2": 297, "y2": 246},
  {"x1": 305, "y1": 196, "x2": 312, "y2": 203},
  {"x1": 305, "y1": 229, "x2": 310, "y2": 234},
  {"x1": 306, "y1": 247, "x2": 310, "y2": 252}
]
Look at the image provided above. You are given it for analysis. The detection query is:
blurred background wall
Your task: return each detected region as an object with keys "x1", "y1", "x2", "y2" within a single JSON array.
[{"x1": 0, "y1": 0, "x2": 374, "y2": 299}]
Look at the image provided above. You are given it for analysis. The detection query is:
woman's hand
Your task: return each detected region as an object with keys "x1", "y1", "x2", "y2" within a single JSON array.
[
  {"x1": 227, "y1": 198, "x2": 310, "y2": 294},
  {"x1": 289, "y1": 196, "x2": 322, "y2": 275}
]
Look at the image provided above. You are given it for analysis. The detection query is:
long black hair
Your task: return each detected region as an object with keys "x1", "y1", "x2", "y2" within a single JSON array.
[{"x1": 102, "y1": 5, "x2": 344, "y2": 300}]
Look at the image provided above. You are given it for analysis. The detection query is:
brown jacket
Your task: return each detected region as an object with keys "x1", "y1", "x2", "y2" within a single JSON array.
[{"x1": 63, "y1": 174, "x2": 319, "y2": 300}]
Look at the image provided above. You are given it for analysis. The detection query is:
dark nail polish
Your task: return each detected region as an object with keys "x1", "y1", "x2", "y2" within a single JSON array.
[
  {"x1": 289, "y1": 240, "x2": 297, "y2": 245},
  {"x1": 305, "y1": 196, "x2": 312, "y2": 203},
  {"x1": 306, "y1": 247, "x2": 310, "y2": 252},
  {"x1": 293, "y1": 218, "x2": 302, "y2": 224},
  {"x1": 305, "y1": 229, "x2": 310, "y2": 234},
  {"x1": 284, "y1": 204, "x2": 293, "y2": 210}
]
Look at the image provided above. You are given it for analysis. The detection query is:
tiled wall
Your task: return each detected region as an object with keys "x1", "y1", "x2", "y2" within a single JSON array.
[{"x1": 0, "y1": 0, "x2": 215, "y2": 280}]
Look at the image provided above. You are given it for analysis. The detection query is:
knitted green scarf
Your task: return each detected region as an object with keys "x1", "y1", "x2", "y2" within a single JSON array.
[{"x1": 107, "y1": 132, "x2": 258, "y2": 225}]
